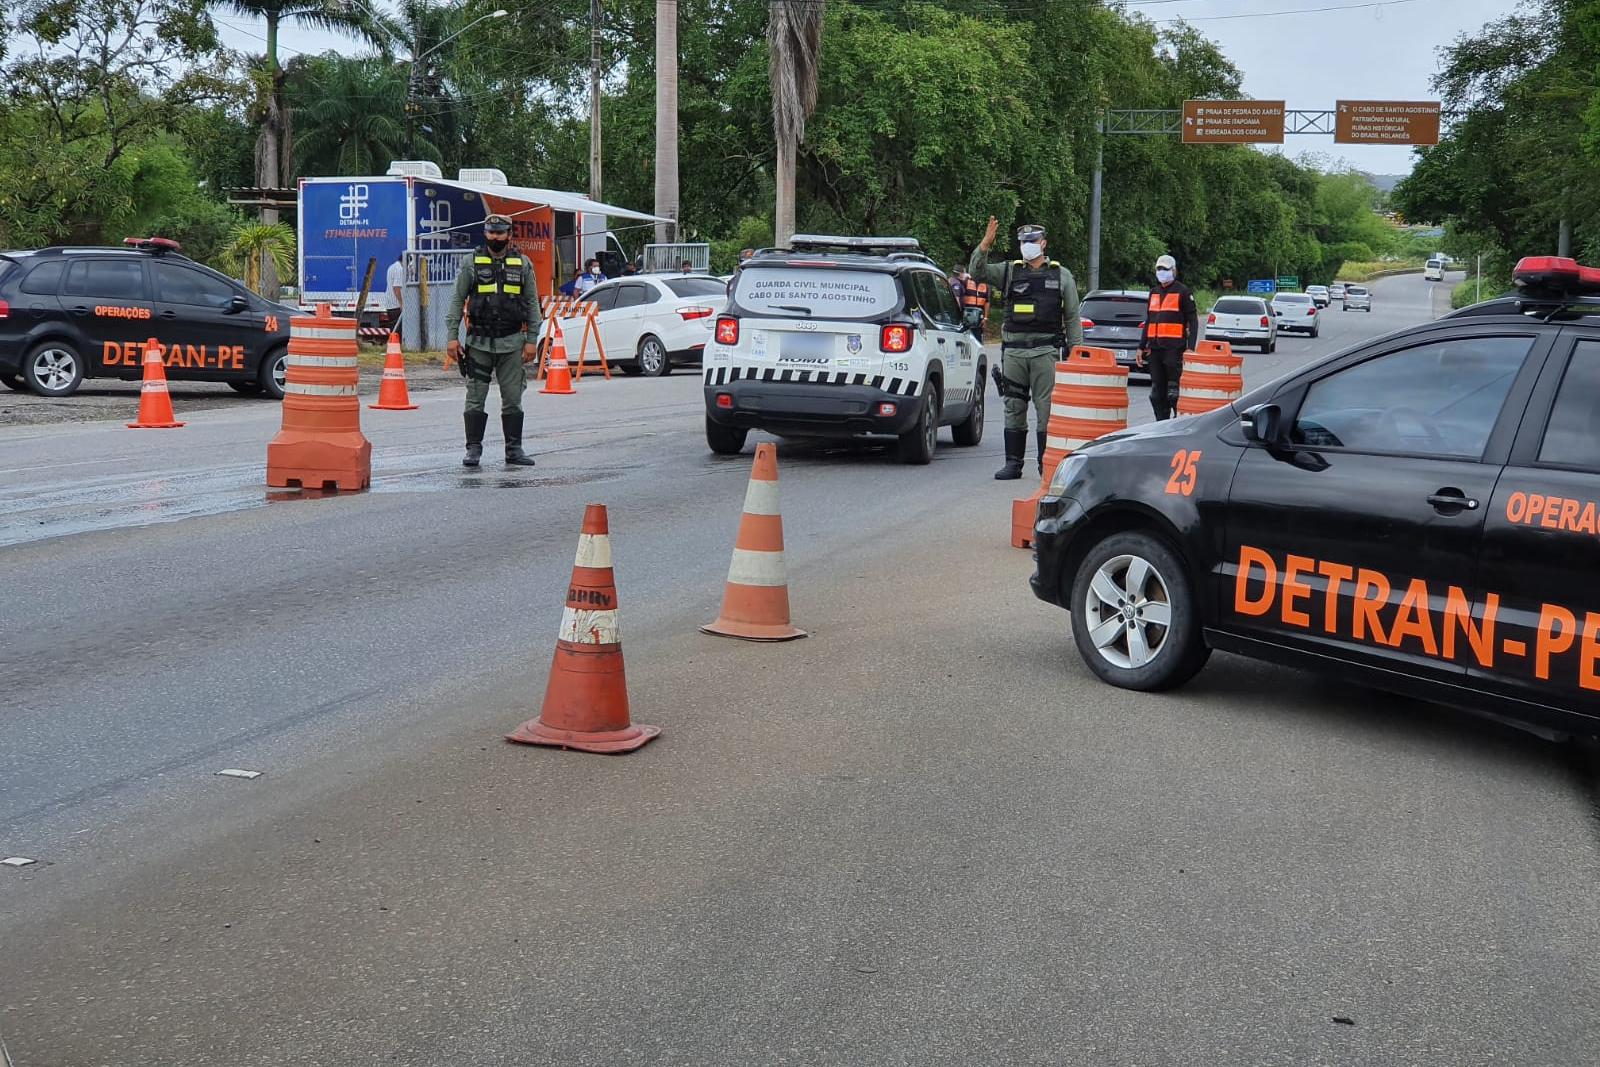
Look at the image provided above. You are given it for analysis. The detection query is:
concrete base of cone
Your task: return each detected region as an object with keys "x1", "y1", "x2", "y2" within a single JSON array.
[
  {"x1": 369, "y1": 400, "x2": 418, "y2": 411},
  {"x1": 505, "y1": 719, "x2": 661, "y2": 754},
  {"x1": 128, "y1": 420, "x2": 184, "y2": 429},
  {"x1": 267, "y1": 431, "x2": 372, "y2": 492},
  {"x1": 700, "y1": 619, "x2": 808, "y2": 642}
]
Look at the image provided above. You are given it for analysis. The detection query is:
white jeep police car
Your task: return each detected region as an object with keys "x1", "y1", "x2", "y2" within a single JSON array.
[{"x1": 702, "y1": 236, "x2": 986, "y2": 463}]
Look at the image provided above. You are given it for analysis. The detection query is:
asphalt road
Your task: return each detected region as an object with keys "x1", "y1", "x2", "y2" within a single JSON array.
[{"x1": 4, "y1": 270, "x2": 1598, "y2": 1066}]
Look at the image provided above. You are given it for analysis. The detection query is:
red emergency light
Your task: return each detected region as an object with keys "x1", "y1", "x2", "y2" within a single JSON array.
[
  {"x1": 122, "y1": 237, "x2": 183, "y2": 253},
  {"x1": 1513, "y1": 256, "x2": 1600, "y2": 294}
]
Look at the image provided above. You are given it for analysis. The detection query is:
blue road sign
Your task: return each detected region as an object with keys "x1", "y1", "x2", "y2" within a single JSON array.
[{"x1": 1247, "y1": 279, "x2": 1276, "y2": 294}]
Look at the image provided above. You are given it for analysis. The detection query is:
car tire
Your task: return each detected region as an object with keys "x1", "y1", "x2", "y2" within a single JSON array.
[
  {"x1": 896, "y1": 382, "x2": 939, "y2": 465},
  {"x1": 1069, "y1": 530, "x2": 1209, "y2": 692},
  {"x1": 1, "y1": 373, "x2": 25, "y2": 392},
  {"x1": 258, "y1": 346, "x2": 287, "y2": 400},
  {"x1": 637, "y1": 335, "x2": 671, "y2": 377},
  {"x1": 950, "y1": 367, "x2": 985, "y2": 447},
  {"x1": 1312, "y1": 324, "x2": 1320, "y2": 339},
  {"x1": 705, "y1": 415, "x2": 748, "y2": 455},
  {"x1": 23, "y1": 340, "x2": 84, "y2": 397},
  {"x1": 1264, "y1": 339, "x2": 1277, "y2": 354}
]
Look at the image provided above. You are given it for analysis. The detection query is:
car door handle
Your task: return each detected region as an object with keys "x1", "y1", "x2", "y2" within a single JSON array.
[
  {"x1": 1427, "y1": 489, "x2": 1479, "y2": 511},
  {"x1": 69, "y1": 305, "x2": 91, "y2": 315},
  {"x1": 158, "y1": 310, "x2": 178, "y2": 319}
]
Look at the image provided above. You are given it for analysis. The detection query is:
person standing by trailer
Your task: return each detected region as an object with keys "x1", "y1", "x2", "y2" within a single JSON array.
[
  {"x1": 446, "y1": 214, "x2": 539, "y2": 469},
  {"x1": 1137, "y1": 254, "x2": 1199, "y2": 421}
]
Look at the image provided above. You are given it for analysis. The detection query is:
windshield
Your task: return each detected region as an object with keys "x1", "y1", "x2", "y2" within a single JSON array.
[
  {"x1": 664, "y1": 277, "x2": 728, "y2": 298},
  {"x1": 1214, "y1": 298, "x2": 1265, "y2": 315},
  {"x1": 733, "y1": 268, "x2": 900, "y2": 319}
]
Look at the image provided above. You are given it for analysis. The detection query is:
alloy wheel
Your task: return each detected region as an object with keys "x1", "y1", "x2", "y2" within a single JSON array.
[{"x1": 1083, "y1": 553, "x2": 1173, "y2": 670}]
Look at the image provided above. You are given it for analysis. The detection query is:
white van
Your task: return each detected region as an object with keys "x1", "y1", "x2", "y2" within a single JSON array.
[{"x1": 1424, "y1": 258, "x2": 1447, "y2": 281}]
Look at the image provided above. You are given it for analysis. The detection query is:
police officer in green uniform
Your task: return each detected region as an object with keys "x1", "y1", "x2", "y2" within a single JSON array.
[
  {"x1": 968, "y1": 216, "x2": 1083, "y2": 480},
  {"x1": 446, "y1": 214, "x2": 539, "y2": 468}
]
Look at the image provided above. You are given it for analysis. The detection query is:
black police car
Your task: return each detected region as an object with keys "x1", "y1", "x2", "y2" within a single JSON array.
[
  {"x1": 0, "y1": 238, "x2": 295, "y2": 399},
  {"x1": 1032, "y1": 255, "x2": 1600, "y2": 735}
]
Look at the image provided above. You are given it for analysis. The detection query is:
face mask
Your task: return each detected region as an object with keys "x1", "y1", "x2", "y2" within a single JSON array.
[
  {"x1": 1020, "y1": 241, "x2": 1043, "y2": 261},
  {"x1": 486, "y1": 237, "x2": 509, "y2": 253},
  {"x1": 1156, "y1": 268, "x2": 1175, "y2": 285}
]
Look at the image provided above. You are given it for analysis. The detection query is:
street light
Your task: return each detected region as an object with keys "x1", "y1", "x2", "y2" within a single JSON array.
[{"x1": 406, "y1": 9, "x2": 509, "y2": 153}]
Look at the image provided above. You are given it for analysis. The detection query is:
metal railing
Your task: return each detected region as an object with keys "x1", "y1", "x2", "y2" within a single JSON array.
[{"x1": 399, "y1": 249, "x2": 473, "y2": 351}]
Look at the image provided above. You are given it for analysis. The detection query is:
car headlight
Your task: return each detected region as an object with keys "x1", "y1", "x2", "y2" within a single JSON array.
[{"x1": 1046, "y1": 451, "x2": 1088, "y2": 497}]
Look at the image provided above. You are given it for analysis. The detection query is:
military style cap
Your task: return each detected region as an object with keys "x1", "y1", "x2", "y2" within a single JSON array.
[
  {"x1": 484, "y1": 213, "x2": 513, "y2": 233},
  {"x1": 1016, "y1": 223, "x2": 1046, "y2": 242}
]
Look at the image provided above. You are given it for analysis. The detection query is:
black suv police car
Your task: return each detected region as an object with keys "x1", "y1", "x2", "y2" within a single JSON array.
[
  {"x1": 0, "y1": 238, "x2": 294, "y2": 399},
  {"x1": 1031, "y1": 256, "x2": 1600, "y2": 736}
]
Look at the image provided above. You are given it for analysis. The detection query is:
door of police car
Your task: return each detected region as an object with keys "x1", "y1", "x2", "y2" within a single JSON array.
[
  {"x1": 907, "y1": 271, "x2": 976, "y2": 408},
  {"x1": 61, "y1": 257, "x2": 155, "y2": 376},
  {"x1": 149, "y1": 260, "x2": 260, "y2": 379},
  {"x1": 1474, "y1": 334, "x2": 1600, "y2": 720},
  {"x1": 1221, "y1": 330, "x2": 1547, "y2": 686}
]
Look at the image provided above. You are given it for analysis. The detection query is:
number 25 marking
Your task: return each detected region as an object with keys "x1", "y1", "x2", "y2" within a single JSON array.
[{"x1": 1166, "y1": 449, "x2": 1201, "y2": 496}]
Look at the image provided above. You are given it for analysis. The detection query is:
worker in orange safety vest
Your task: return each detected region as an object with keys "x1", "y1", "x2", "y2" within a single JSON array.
[{"x1": 1137, "y1": 253, "x2": 1199, "y2": 420}]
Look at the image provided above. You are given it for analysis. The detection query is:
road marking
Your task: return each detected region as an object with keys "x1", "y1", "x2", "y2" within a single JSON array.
[
  {"x1": 215, "y1": 768, "x2": 264, "y2": 780},
  {"x1": 1, "y1": 857, "x2": 37, "y2": 868}
]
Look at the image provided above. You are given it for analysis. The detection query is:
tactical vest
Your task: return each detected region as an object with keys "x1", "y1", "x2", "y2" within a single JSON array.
[
  {"x1": 1145, "y1": 285, "x2": 1189, "y2": 349},
  {"x1": 961, "y1": 277, "x2": 991, "y2": 317},
  {"x1": 1003, "y1": 259, "x2": 1065, "y2": 335},
  {"x1": 466, "y1": 249, "x2": 528, "y2": 339}
]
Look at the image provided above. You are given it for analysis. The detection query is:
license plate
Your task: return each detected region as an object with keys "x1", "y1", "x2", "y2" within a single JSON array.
[{"x1": 779, "y1": 332, "x2": 833, "y2": 359}]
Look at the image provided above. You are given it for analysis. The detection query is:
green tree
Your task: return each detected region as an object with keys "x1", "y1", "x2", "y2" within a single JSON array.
[
  {"x1": 223, "y1": 221, "x2": 296, "y2": 293},
  {"x1": 769, "y1": 0, "x2": 825, "y2": 244},
  {"x1": 290, "y1": 55, "x2": 421, "y2": 176}
]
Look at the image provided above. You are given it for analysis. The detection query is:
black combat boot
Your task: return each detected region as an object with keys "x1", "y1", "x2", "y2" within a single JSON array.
[
  {"x1": 503, "y1": 411, "x2": 536, "y2": 467},
  {"x1": 463, "y1": 411, "x2": 487, "y2": 468},
  {"x1": 1037, "y1": 430, "x2": 1048, "y2": 475},
  {"x1": 994, "y1": 429, "x2": 1026, "y2": 480}
]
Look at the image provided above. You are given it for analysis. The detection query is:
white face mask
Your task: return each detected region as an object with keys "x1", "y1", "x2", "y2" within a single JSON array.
[
  {"x1": 1020, "y1": 241, "x2": 1044, "y2": 261},
  {"x1": 1156, "y1": 268, "x2": 1175, "y2": 285}
]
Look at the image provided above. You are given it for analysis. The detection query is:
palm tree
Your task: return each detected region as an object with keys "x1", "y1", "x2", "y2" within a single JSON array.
[
  {"x1": 293, "y1": 57, "x2": 423, "y2": 175},
  {"x1": 224, "y1": 222, "x2": 296, "y2": 295},
  {"x1": 768, "y1": 0, "x2": 824, "y2": 245}
]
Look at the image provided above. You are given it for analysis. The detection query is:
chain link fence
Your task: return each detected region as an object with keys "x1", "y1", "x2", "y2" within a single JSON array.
[{"x1": 399, "y1": 249, "x2": 473, "y2": 352}]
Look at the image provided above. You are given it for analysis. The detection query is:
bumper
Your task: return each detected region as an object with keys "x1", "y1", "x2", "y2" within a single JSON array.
[
  {"x1": 1344, "y1": 302, "x2": 1371, "y2": 311},
  {"x1": 705, "y1": 378, "x2": 922, "y2": 436},
  {"x1": 1027, "y1": 494, "x2": 1089, "y2": 608},
  {"x1": 1279, "y1": 321, "x2": 1317, "y2": 333},
  {"x1": 1205, "y1": 329, "x2": 1270, "y2": 344}
]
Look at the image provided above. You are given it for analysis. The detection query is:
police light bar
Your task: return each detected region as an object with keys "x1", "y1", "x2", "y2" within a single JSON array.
[
  {"x1": 788, "y1": 234, "x2": 922, "y2": 254},
  {"x1": 1512, "y1": 256, "x2": 1600, "y2": 295},
  {"x1": 122, "y1": 237, "x2": 183, "y2": 253}
]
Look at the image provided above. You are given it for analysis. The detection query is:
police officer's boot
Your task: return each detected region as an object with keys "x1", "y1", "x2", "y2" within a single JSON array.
[
  {"x1": 994, "y1": 429, "x2": 1026, "y2": 480},
  {"x1": 1037, "y1": 430, "x2": 1048, "y2": 475},
  {"x1": 503, "y1": 412, "x2": 537, "y2": 467},
  {"x1": 462, "y1": 411, "x2": 487, "y2": 468}
]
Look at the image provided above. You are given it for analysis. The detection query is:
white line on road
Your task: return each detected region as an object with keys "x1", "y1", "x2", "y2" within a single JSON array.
[{"x1": 215, "y1": 769, "x2": 264, "y2": 780}]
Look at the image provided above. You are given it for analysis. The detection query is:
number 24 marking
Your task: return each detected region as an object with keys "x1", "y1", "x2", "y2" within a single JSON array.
[{"x1": 1166, "y1": 449, "x2": 1201, "y2": 496}]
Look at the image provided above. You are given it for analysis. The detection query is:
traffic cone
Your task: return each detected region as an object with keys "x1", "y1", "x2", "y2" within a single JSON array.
[
  {"x1": 702, "y1": 442, "x2": 807, "y2": 641},
  {"x1": 539, "y1": 318, "x2": 577, "y2": 395},
  {"x1": 507, "y1": 503, "x2": 660, "y2": 754},
  {"x1": 369, "y1": 332, "x2": 418, "y2": 410},
  {"x1": 127, "y1": 338, "x2": 184, "y2": 429}
]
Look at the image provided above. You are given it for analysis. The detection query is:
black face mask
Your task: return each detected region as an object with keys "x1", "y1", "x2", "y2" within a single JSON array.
[{"x1": 486, "y1": 237, "x2": 509, "y2": 253}]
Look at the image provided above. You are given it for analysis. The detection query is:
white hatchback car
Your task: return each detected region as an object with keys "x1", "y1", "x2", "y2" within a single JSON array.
[
  {"x1": 539, "y1": 274, "x2": 729, "y2": 376},
  {"x1": 1204, "y1": 295, "x2": 1276, "y2": 352},
  {"x1": 1270, "y1": 291, "x2": 1321, "y2": 337}
]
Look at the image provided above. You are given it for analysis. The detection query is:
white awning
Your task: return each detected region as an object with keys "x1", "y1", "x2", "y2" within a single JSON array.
[{"x1": 443, "y1": 177, "x2": 669, "y2": 223}]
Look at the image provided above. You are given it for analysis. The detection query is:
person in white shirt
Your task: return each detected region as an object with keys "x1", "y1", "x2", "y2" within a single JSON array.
[
  {"x1": 382, "y1": 252, "x2": 405, "y2": 339},
  {"x1": 572, "y1": 259, "x2": 606, "y2": 296}
]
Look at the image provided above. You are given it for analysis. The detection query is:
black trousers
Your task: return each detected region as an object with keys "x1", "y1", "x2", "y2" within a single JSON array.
[{"x1": 1147, "y1": 347, "x2": 1183, "y2": 420}]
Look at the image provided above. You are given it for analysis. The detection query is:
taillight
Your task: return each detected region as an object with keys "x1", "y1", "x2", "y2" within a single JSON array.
[
  {"x1": 715, "y1": 316, "x2": 739, "y2": 345},
  {"x1": 880, "y1": 323, "x2": 912, "y2": 353},
  {"x1": 1081, "y1": 317, "x2": 1094, "y2": 330},
  {"x1": 1307, "y1": 307, "x2": 1316, "y2": 316},
  {"x1": 0, "y1": 299, "x2": 9, "y2": 319},
  {"x1": 1259, "y1": 316, "x2": 1270, "y2": 327},
  {"x1": 1206, "y1": 313, "x2": 1217, "y2": 325},
  {"x1": 677, "y1": 306, "x2": 714, "y2": 321}
]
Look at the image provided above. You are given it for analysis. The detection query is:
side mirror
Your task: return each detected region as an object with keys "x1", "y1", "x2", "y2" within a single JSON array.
[
  {"x1": 963, "y1": 306, "x2": 984, "y2": 330},
  {"x1": 226, "y1": 294, "x2": 249, "y2": 314},
  {"x1": 1242, "y1": 403, "x2": 1283, "y2": 445}
]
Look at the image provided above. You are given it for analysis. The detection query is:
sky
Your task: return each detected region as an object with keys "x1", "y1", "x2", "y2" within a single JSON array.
[{"x1": 214, "y1": 0, "x2": 1521, "y2": 177}]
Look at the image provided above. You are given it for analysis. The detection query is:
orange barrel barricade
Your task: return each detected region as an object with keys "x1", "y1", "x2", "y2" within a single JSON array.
[
  {"x1": 1175, "y1": 340, "x2": 1244, "y2": 416},
  {"x1": 1011, "y1": 345, "x2": 1129, "y2": 550},
  {"x1": 266, "y1": 304, "x2": 372, "y2": 492}
]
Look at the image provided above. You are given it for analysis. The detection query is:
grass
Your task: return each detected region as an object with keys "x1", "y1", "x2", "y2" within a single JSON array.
[
  {"x1": 1451, "y1": 275, "x2": 1510, "y2": 309},
  {"x1": 1336, "y1": 258, "x2": 1427, "y2": 282}
]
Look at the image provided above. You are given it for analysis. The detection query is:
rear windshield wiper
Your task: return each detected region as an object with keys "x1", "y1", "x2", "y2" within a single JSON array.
[{"x1": 769, "y1": 303, "x2": 813, "y2": 316}]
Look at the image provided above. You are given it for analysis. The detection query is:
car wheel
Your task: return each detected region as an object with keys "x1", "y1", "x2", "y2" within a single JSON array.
[
  {"x1": 1264, "y1": 339, "x2": 1277, "y2": 354},
  {"x1": 23, "y1": 341, "x2": 84, "y2": 397},
  {"x1": 229, "y1": 381, "x2": 263, "y2": 395},
  {"x1": 705, "y1": 415, "x2": 748, "y2": 455},
  {"x1": 258, "y1": 346, "x2": 287, "y2": 399},
  {"x1": 896, "y1": 382, "x2": 939, "y2": 465},
  {"x1": 951, "y1": 367, "x2": 985, "y2": 447},
  {"x1": 1069, "y1": 531, "x2": 1209, "y2": 692},
  {"x1": 637, "y1": 335, "x2": 671, "y2": 377},
  {"x1": 1, "y1": 373, "x2": 25, "y2": 392},
  {"x1": 1312, "y1": 324, "x2": 1320, "y2": 339}
]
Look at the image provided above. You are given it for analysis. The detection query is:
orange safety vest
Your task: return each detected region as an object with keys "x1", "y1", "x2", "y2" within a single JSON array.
[
  {"x1": 961, "y1": 277, "x2": 990, "y2": 315},
  {"x1": 1145, "y1": 288, "x2": 1188, "y2": 346}
]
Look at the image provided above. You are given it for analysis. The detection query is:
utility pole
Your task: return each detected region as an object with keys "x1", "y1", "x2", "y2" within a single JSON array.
[
  {"x1": 1087, "y1": 118, "x2": 1104, "y2": 292},
  {"x1": 654, "y1": 0, "x2": 679, "y2": 244},
  {"x1": 1559, "y1": 218, "x2": 1572, "y2": 258},
  {"x1": 589, "y1": 0, "x2": 603, "y2": 202}
]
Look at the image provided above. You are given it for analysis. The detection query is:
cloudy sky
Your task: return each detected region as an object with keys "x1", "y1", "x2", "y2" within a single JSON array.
[{"x1": 216, "y1": 0, "x2": 1518, "y2": 177}]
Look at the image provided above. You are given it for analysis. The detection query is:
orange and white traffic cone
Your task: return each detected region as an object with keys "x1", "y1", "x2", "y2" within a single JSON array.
[
  {"x1": 507, "y1": 503, "x2": 661, "y2": 754},
  {"x1": 702, "y1": 442, "x2": 807, "y2": 641},
  {"x1": 369, "y1": 332, "x2": 418, "y2": 410},
  {"x1": 127, "y1": 338, "x2": 184, "y2": 429},
  {"x1": 539, "y1": 318, "x2": 577, "y2": 395}
]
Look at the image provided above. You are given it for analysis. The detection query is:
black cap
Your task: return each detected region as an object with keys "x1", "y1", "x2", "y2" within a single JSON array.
[{"x1": 484, "y1": 213, "x2": 512, "y2": 233}]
